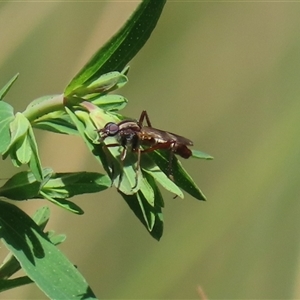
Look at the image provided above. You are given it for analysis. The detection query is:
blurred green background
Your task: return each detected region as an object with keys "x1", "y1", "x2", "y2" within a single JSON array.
[{"x1": 1, "y1": 1, "x2": 300, "y2": 299}]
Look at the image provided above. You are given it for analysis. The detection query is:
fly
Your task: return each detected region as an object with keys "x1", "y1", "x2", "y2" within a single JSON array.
[{"x1": 98, "y1": 110, "x2": 193, "y2": 189}]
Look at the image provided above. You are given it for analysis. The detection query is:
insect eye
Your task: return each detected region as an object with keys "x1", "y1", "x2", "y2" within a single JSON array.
[{"x1": 105, "y1": 122, "x2": 119, "y2": 136}]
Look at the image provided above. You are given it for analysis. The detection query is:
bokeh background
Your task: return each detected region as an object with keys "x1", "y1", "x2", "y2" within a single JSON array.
[{"x1": 1, "y1": 1, "x2": 300, "y2": 299}]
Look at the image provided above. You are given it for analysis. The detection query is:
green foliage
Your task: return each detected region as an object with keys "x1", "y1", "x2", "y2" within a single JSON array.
[
  {"x1": 0, "y1": 168, "x2": 111, "y2": 214},
  {"x1": 64, "y1": 0, "x2": 166, "y2": 95},
  {"x1": 0, "y1": 0, "x2": 212, "y2": 298},
  {"x1": 0, "y1": 201, "x2": 95, "y2": 299},
  {"x1": 0, "y1": 101, "x2": 15, "y2": 154},
  {"x1": 2, "y1": 112, "x2": 43, "y2": 181},
  {"x1": 0, "y1": 73, "x2": 19, "y2": 100}
]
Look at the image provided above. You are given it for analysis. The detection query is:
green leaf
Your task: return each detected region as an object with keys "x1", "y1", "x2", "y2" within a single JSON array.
[
  {"x1": 141, "y1": 154, "x2": 184, "y2": 199},
  {"x1": 148, "y1": 150, "x2": 207, "y2": 201},
  {"x1": 42, "y1": 172, "x2": 111, "y2": 199},
  {"x1": 32, "y1": 110, "x2": 78, "y2": 135},
  {"x1": 119, "y1": 190, "x2": 163, "y2": 240},
  {"x1": 65, "y1": 0, "x2": 167, "y2": 96},
  {"x1": 0, "y1": 167, "x2": 108, "y2": 213},
  {"x1": 69, "y1": 71, "x2": 128, "y2": 97},
  {"x1": 46, "y1": 231, "x2": 66, "y2": 246},
  {"x1": 143, "y1": 171, "x2": 164, "y2": 208},
  {"x1": 2, "y1": 113, "x2": 43, "y2": 181},
  {"x1": 0, "y1": 170, "x2": 43, "y2": 200},
  {"x1": 15, "y1": 132, "x2": 31, "y2": 164},
  {"x1": 39, "y1": 192, "x2": 84, "y2": 215},
  {"x1": 27, "y1": 125, "x2": 44, "y2": 182},
  {"x1": 90, "y1": 94, "x2": 128, "y2": 112},
  {"x1": 0, "y1": 206, "x2": 59, "y2": 285},
  {"x1": 32, "y1": 206, "x2": 51, "y2": 230},
  {"x1": 192, "y1": 149, "x2": 213, "y2": 160},
  {"x1": 7, "y1": 112, "x2": 30, "y2": 145},
  {"x1": 0, "y1": 200, "x2": 96, "y2": 299},
  {"x1": 139, "y1": 175, "x2": 155, "y2": 207},
  {"x1": 0, "y1": 74, "x2": 19, "y2": 100},
  {"x1": 0, "y1": 101, "x2": 14, "y2": 154},
  {"x1": 110, "y1": 149, "x2": 146, "y2": 196},
  {"x1": 32, "y1": 207, "x2": 66, "y2": 246}
]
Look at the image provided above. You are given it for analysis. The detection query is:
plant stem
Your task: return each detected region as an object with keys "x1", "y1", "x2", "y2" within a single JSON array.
[{"x1": 22, "y1": 94, "x2": 65, "y2": 122}]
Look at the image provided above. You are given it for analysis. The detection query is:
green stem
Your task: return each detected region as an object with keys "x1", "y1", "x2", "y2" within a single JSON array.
[
  {"x1": 0, "y1": 253, "x2": 21, "y2": 280},
  {"x1": 0, "y1": 277, "x2": 33, "y2": 292},
  {"x1": 22, "y1": 94, "x2": 65, "y2": 122}
]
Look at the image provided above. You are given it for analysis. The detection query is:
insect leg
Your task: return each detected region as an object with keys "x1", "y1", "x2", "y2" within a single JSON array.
[
  {"x1": 101, "y1": 143, "x2": 121, "y2": 185},
  {"x1": 138, "y1": 110, "x2": 153, "y2": 127},
  {"x1": 117, "y1": 146, "x2": 127, "y2": 189},
  {"x1": 131, "y1": 147, "x2": 141, "y2": 190},
  {"x1": 140, "y1": 140, "x2": 173, "y2": 153},
  {"x1": 168, "y1": 149, "x2": 175, "y2": 181},
  {"x1": 139, "y1": 140, "x2": 177, "y2": 181}
]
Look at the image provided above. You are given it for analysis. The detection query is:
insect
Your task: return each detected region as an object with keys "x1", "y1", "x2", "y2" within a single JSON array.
[{"x1": 98, "y1": 110, "x2": 193, "y2": 188}]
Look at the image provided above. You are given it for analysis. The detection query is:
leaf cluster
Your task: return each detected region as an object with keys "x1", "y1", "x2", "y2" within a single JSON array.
[{"x1": 0, "y1": 0, "x2": 212, "y2": 298}]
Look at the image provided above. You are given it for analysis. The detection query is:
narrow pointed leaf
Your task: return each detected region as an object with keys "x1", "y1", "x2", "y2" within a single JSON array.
[
  {"x1": 0, "y1": 170, "x2": 42, "y2": 200},
  {"x1": 141, "y1": 154, "x2": 184, "y2": 199},
  {"x1": 32, "y1": 111, "x2": 78, "y2": 135},
  {"x1": 0, "y1": 206, "x2": 59, "y2": 284},
  {"x1": 40, "y1": 191, "x2": 84, "y2": 215},
  {"x1": 0, "y1": 101, "x2": 14, "y2": 154},
  {"x1": 0, "y1": 200, "x2": 96, "y2": 299},
  {"x1": 27, "y1": 125, "x2": 43, "y2": 181},
  {"x1": 42, "y1": 172, "x2": 111, "y2": 198},
  {"x1": 119, "y1": 191, "x2": 163, "y2": 240},
  {"x1": 15, "y1": 133, "x2": 31, "y2": 164},
  {"x1": 65, "y1": 0, "x2": 166, "y2": 95},
  {"x1": 148, "y1": 150, "x2": 207, "y2": 201},
  {"x1": 0, "y1": 74, "x2": 19, "y2": 100},
  {"x1": 192, "y1": 149, "x2": 213, "y2": 160},
  {"x1": 90, "y1": 94, "x2": 128, "y2": 112},
  {"x1": 32, "y1": 206, "x2": 51, "y2": 230}
]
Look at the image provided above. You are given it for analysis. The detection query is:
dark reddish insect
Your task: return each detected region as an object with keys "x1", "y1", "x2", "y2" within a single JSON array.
[{"x1": 98, "y1": 110, "x2": 193, "y2": 188}]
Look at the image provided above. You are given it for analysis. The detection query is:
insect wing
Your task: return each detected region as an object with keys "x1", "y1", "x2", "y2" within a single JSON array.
[
  {"x1": 166, "y1": 131, "x2": 193, "y2": 146},
  {"x1": 142, "y1": 126, "x2": 193, "y2": 146}
]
